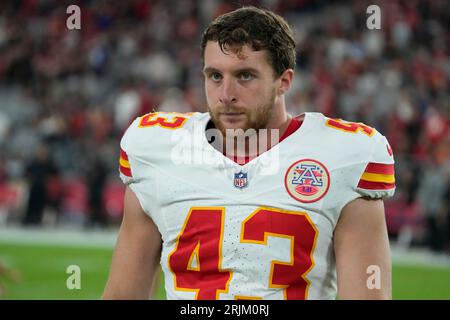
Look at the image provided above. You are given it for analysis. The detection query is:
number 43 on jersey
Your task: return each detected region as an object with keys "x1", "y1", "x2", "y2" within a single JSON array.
[{"x1": 168, "y1": 207, "x2": 318, "y2": 300}]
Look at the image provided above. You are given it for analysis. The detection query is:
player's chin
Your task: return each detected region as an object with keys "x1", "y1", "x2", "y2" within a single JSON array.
[
  {"x1": 219, "y1": 118, "x2": 249, "y2": 133},
  {"x1": 219, "y1": 112, "x2": 246, "y2": 123}
]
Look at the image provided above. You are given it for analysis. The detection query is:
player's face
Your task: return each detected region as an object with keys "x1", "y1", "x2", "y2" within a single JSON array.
[{"x1": 203, "y1": 41, "x2": 278, "y2": 134}]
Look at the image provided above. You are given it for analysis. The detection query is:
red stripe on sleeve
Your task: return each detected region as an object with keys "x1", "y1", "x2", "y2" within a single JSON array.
[
  {"x1": 120, "y1": 149, "x2": 129, "y2": 161},
  {"x1": 357, "y1": 179, "x2": 395, "y2": 190},
  {"x1": 119, "y1": 165, "x2": 132, "y2": 177},
  {"x1": 364, "y1": 162, "x2": 394, "y2": 175}
]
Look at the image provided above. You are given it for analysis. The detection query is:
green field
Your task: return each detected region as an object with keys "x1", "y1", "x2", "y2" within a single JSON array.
[{"x1": 0, "y1": 242, "x2": 449, "y2": 300}]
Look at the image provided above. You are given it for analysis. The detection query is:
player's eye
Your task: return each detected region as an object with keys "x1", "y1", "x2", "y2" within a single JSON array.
[
  {"x1": 210, "y1": 72, "x2": 222, "y2": 82},
  {"x1": 239, "y1": 72, "x2": 253, "y2": 81}
]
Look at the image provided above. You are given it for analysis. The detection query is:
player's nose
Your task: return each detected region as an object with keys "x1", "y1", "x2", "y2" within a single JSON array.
[{"x1": 219, "y1": 77, "x2": 237, "y2": 105}]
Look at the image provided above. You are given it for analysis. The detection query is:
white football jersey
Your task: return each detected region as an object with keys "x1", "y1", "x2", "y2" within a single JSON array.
[{"x1": 119, "y1": 111, "x2": 395, "y2": 300}]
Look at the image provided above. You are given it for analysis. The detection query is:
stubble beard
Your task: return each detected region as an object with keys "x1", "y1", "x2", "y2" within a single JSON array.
[{"x1": 208, "y1": 90, "x2": 276, "y2": 138}]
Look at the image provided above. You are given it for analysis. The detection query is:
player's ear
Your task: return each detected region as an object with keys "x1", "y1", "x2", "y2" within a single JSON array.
[{"x1": 276, "y1": 68, "x2": 294, "y2": 96}]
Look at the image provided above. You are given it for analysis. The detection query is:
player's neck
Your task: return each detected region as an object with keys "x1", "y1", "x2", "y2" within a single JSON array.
[{"x1": 266, "y1": 100, "x2": 290, "y2": 131}]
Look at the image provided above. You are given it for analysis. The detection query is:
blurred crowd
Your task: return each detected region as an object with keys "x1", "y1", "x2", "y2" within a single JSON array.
[{"x1": 0, "y1": 0, "x2": 449, "y2": 252}]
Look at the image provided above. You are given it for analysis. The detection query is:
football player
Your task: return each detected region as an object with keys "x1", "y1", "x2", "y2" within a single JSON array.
[{"x1": 103, "y1": 6, "x2": 395, "y2": 300}]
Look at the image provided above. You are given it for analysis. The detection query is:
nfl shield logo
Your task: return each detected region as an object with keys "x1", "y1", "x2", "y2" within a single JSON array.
[{"x1": 234, "y1": 171, "x2": 248, "y2": 189}]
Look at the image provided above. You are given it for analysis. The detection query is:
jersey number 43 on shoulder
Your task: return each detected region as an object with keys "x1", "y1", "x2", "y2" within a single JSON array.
[
  {"x1": 326, "y1": 118, "x2": 375, "y2": 136},
  {"x1": 138, "y1": 112, "x2": 194, "y2": 129}
]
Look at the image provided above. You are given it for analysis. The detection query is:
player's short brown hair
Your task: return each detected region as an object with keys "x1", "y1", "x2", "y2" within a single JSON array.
[{"x1": 201, "y1": 6, "x2": 296, "y2": 77}]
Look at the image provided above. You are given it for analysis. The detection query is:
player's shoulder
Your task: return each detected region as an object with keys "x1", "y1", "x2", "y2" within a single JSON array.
[
  {"x1": 125, "y1": 111, "x2": 206, "y2": 136},
  {"x1": 307, "y1": 113, "x2": 395, "y2": 199},
  {"x1": 311, "y1": 112, "x2": 380, "y2": 138},
  {"x1": 308, "y1": 112, "x2": 390, "y2": 155},
  {"x1": 120, "y1": 111, "x2": 208, "y2": 153}
]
